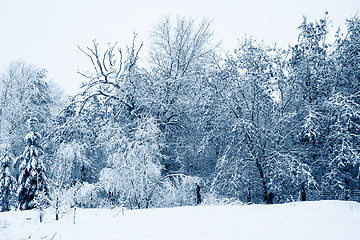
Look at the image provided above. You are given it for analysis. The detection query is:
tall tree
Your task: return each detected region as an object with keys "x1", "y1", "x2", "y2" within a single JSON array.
[
  {"x1": 17, "y1": 117, "x2": 49, "y2": 210},
  {"x1": 211, "y1": 38, "x2": 278, "y2": 203},
  {"x1": 323, "y1": 16, "x2": 360, "y2": 200},
  {"x1": 149, "y1": 15, "x2": 219, "y2": 175},
  {"x1": 289, "y1": 14, "x2": 335, "y2": 199}
]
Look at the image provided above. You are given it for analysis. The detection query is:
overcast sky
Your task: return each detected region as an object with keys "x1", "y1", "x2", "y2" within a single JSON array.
[{"x1": 1, "y1": 0, "x2": 359, "y2": 94}]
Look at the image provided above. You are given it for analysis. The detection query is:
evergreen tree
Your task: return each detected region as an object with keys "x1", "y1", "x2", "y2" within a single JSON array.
[
  {"x1": 0, "y1": 149, "x2": 17, "y2": 211},
  {"x1": 17, "y1": 117, "x2": 49, "y2": 210}
]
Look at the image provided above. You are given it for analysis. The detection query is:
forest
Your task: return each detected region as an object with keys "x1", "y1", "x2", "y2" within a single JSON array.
[{"x1": 0, "y1": 13, "x2": 360, "y2": 215}]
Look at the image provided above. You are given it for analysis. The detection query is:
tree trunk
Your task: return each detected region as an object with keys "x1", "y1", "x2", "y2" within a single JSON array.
[
  {"x1": 344, "y1": 161, "x2": 350, "y2": 201},
  {"x1": 39, "y1": 208, "x2": 43, "y2": 223},
  {"x1": 73, "y1": 207, "x2": 76, "y2": 225},
  {"x1": 267, "y1": 192, "x2": 273, "y2": 204},
  {"x1": 247, "y1": 186, "x2": 251, "y2": 204},
  {"x1": 301, "y1": 183, "x2": 306, "y2": 201},
  {"x1": 256, "y1": 158, "x2": 269, "y2": 204},
  {"x1": 196, "y1": 185, "x2": 201, "y2": 205},
  {"x1": 55, "y1": 196, "x2": 59, "y2": 221}
]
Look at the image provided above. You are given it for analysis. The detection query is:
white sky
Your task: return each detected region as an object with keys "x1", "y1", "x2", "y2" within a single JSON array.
[{"x1": 1, "y1": 0, "x2": 359, "y2": 94}]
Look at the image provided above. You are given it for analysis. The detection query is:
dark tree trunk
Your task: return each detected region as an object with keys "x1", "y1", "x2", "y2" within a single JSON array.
[
  {"x1": 247, "y1": 186, "x2": 251, "y2": 204},
  {"x1": 81, "y1": 164, "x2": 86, "y2": 182},
  {"x1": 256, "y1": 158, "x2": 269, "y2": 204},
  {"x1": 55, "y1": 196, "x2": 59, "y2": 221},
  {"x1": 196, "y1": 185, "x2": 201, "y2": 205},
  {"x1": 39, "y1": 206, "x2": 44, "y2": 223},
  {"x1": 267, "y1": 192, "x2": 273, "y2": 204},
  {"x1": 301, "y1": 183, "x2": 306, "y2": 201}
]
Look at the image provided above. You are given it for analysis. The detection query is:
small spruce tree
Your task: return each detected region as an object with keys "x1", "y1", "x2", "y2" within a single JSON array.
[
  {"x1": 0, "y1": 149, "x2": 17, "y2": 211},
  {"x1": 17, "y1": 117, "x2": 49, "y2": 210}
]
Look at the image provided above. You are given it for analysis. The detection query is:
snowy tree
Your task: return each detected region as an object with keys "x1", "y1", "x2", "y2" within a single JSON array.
[
  {"x1": 149, "y1": 15, "x2": 219, "y2": 175},
  {"x1": 51, "y1": 141, "x2": 90, "y2": 187},
  {"x1": 333, "y1": 17, "x2": 360, "y2": 95},
  {"x1": 209, "y1": 38, "x2": 279, "y2": 203},
  {"x1": 149, "y1": 15, "x2": 217, "y2": 78},
  {"x1": 0, "y1": 61, "x2": 54, "y2": 159},
  {"x1": 289, "y1": 13, "x2": 334, "y2": 180},
  {"x1": 321, "y1": 93, "x2": 360, "y2": 200},
  {"x1": 68, "y1": 37, "x2": 145, "y2": 186},
  {"x1": 75, "y1": 37, "x2": 143, "y2": 118},
  {"x1": 47, "y1": 141, "x2": 90, "y2": 219},
  {"x1": 53, "y1": 99, "x2": 106, "y2": 185},
  {"x1": 0, "y1": 148, "x2": 17, "y2": 211},
  {"x1": 322, "y1": 17, "x2": 360, "y2": 200},
  {"x1": 17, "y1": 118, "x2": 49, "y2": 210},
  {"x1": 99, "y1": 117, "x2": 163, "y2": 209}
]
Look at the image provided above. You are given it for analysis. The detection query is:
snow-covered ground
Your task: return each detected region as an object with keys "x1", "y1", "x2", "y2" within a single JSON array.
[{"x1": 0, "y1": 200, "x2": 359, "y2": 240}]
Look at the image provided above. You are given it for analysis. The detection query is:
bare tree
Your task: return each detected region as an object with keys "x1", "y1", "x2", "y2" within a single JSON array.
[
  {"x1": 73, "y1": 35, "x2": 143, "y2": 116},
  {"x1": 149, "y1": 15, "x2": 218, "y2": 78}
]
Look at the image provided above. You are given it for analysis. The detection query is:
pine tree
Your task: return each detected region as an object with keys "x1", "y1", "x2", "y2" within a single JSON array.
[
  {"x1": 0, "y1": 150, "x2": 17, "y2": 211},
  {"x1": 17, "y1": 117, "x2": 49, "y2": 210}
]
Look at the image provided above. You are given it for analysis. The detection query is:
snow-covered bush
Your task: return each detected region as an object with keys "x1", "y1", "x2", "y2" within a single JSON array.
[
  {"x1": 150, "y1": 174, "x2": 201, "y2": 208},
  {"x1": 202, "y1": 192, "x2": 244, "y2": 206},
  {"x1": 73, "y1": 183, "x2": 103, "y2": 208}
]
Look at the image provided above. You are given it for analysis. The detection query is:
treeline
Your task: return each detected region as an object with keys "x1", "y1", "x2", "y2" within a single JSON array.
[{"x1": 1, "y1": 14, "x2": 360, "y2": 213}]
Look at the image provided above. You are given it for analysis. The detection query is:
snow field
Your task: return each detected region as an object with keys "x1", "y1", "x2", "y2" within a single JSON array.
[{"x1": 0, "y1": 200, "x2": 360, "y2": 240}]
